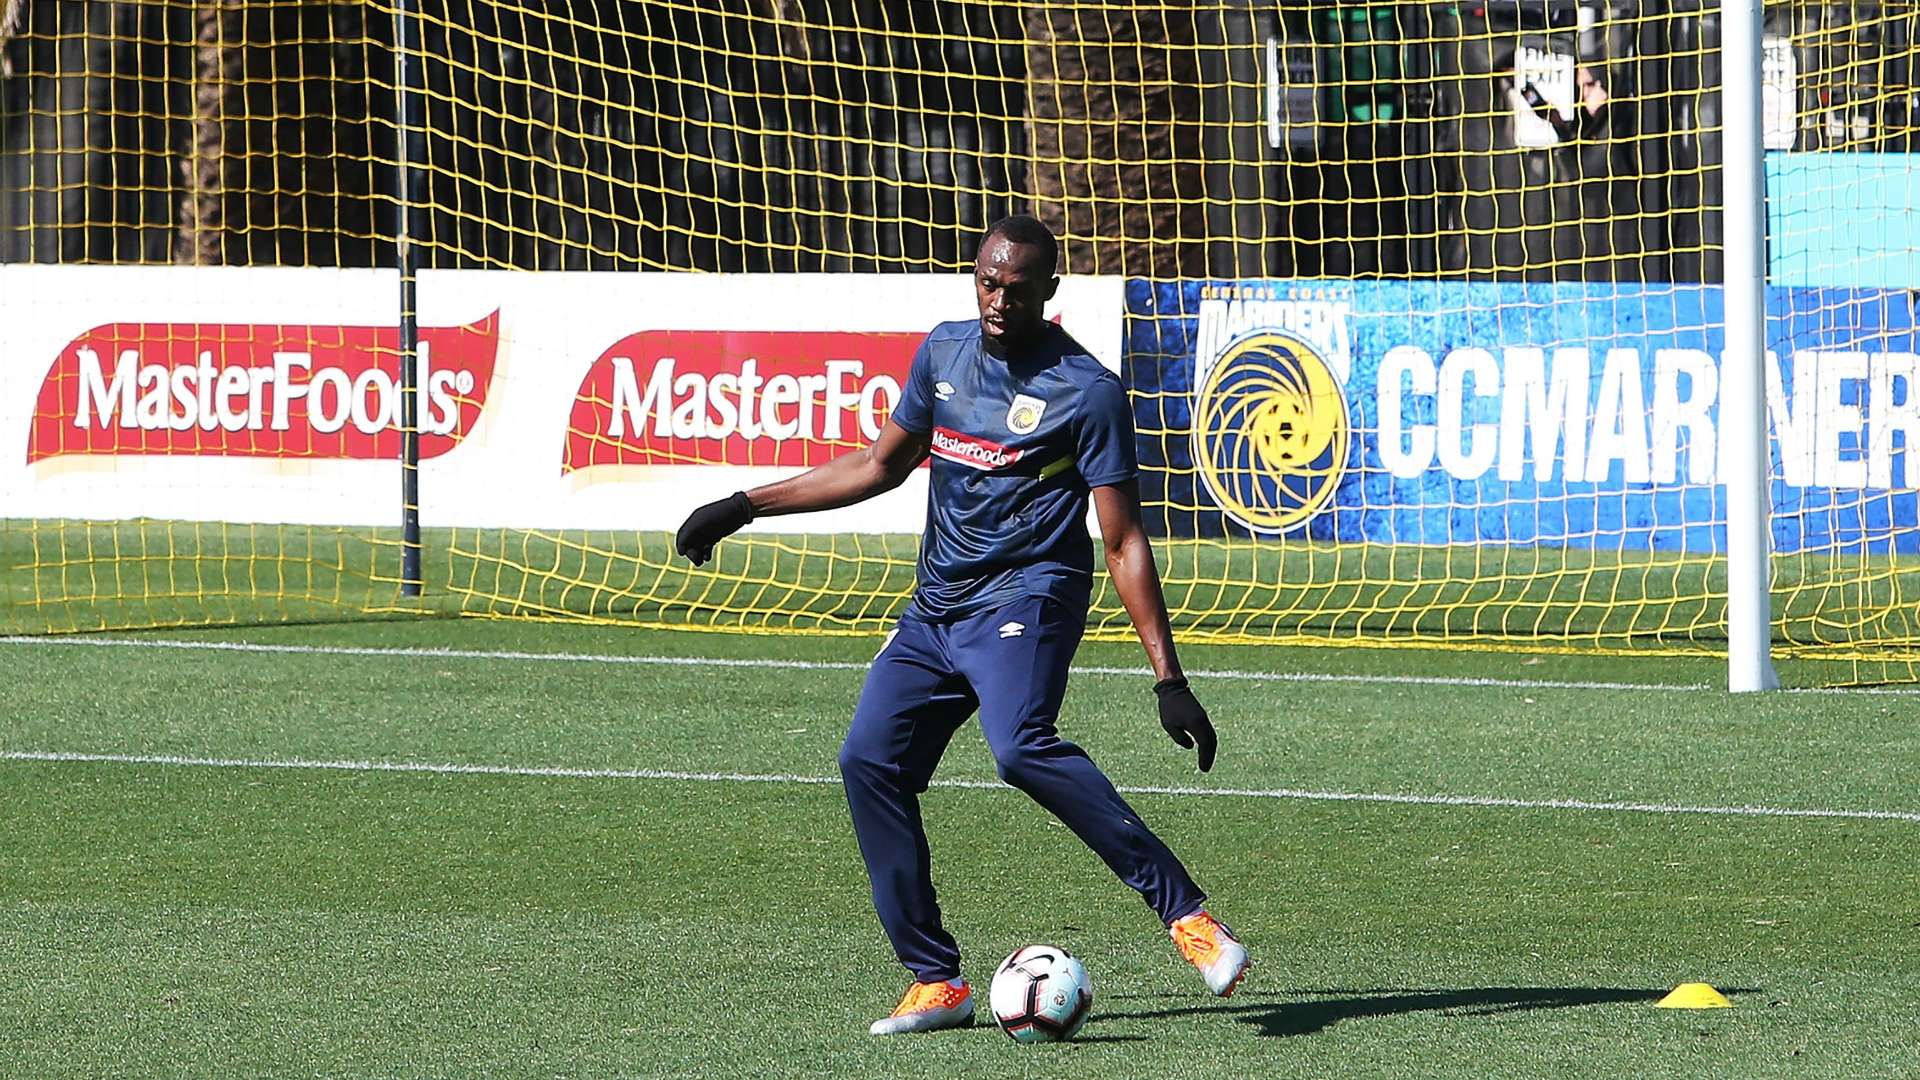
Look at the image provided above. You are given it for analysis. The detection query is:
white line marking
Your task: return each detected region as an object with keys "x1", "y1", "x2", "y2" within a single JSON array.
[
  {"x1": 3, "y1": 749, "x2": 1916, "y2": 823},
  {"x1": 0, "y1": 634, "x2": 1717, "y2": 694}
]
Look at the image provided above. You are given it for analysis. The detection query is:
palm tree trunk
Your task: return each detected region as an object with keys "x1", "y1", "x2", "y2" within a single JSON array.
[
  {"x1": 1024, "y1": 0, "x2": 1207, "y2": 277},
  {"x1": 0, "y1": 0, "x2": 28, "y2": 78},
  {"x1": 175, "y1": 0, "x2": 239, "y2": 264}
]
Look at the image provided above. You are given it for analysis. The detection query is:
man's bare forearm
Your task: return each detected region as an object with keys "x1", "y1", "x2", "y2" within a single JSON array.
[
  {"x1": 747, "y1": 447, "x2": 896, "y2": 517},
  {"x1": 745, "y1": 419, "x2": 929, "y2": 518},
  {"x1": 1106, "y1": 529, "x2": 1183, "y2": 683}
]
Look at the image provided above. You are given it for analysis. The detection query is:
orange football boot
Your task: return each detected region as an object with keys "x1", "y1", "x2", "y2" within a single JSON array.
[
  {"x1": 868, "y1": 978, "x2": 975, "y2": 1035},
  {"x1": 1170, "y1": 910, "x2": 1250, "y2": 996}
]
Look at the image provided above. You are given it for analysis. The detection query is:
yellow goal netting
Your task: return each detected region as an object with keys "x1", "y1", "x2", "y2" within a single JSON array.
[{"x1": 2, "y1": 0, "x2": 1918, "y2": 679}]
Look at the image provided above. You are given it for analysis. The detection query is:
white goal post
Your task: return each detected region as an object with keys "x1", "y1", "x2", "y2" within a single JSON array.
[{"x1": 1723, "y1": 0, "x2": 1783, "y2": 692}]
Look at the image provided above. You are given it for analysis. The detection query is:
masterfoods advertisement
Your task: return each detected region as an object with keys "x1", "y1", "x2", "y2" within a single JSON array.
[
  {"x1": 0, "y1": 267, "x2": 1123, "y2": 533},
  {"x1": 1131, "y1": 280, "x2": 1920, "y2": 553},
  {"x1": 8, "y1": 269, "x2": 1918, "y2": 554}
]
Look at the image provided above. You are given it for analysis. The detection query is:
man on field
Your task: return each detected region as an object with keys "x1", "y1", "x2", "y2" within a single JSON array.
[{"x1": 675, "y1": 215, "x2": 1249, "y2": 1034}]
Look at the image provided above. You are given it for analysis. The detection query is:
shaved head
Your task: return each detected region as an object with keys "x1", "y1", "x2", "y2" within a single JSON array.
[
  {"x1": 973, "y1": 216, "x2": 1060, "y2": 355},
  {"x1": 982, "y1": 215, "x2": 1058, "y2": 275}
]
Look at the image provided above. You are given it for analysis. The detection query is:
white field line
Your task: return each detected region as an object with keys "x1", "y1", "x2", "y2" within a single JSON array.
[
  {"x1": 8, "y1": 631, "x2": 1920, "y2": 695},
  {"x1": 0, "y1": 633, "x2": 1712, "y2": 693},
  {"x1": 3, "y1": 749, "x2": 1917, "y2": 824}
]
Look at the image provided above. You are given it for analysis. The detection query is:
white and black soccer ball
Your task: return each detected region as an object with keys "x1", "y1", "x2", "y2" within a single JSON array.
[{"x1": 988, "y1": 945, "x2": 1093, "y2": 1042}]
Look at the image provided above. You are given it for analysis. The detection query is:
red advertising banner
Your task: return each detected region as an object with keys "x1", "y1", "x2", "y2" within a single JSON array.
[
  {"x1": 28, "y1": 312, "x2": 500, "y2": 464},
  {"x1": 564, "y1": 329, "x2": 920, "y2": 472}
]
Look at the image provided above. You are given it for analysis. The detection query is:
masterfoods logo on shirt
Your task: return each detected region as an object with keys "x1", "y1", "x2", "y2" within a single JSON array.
[
  {"x1": 564, "y1": 330, "x2": 919, "y2": 476},
  {"x1": 27, "y1": 312, "x2": 500, "y2": 464},
  {"x1": 930, "y1": 426, "x2": 1026, "y2": 471},
  {"x1": 1190, "y1": 284, "x2": 1355, "y2": 533}
]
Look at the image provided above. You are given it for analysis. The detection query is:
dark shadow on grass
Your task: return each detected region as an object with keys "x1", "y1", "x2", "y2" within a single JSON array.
[
  {"x1": 953, "y1": 1019, "x2": 1149, "y2": 1044},
  {"x1": 1095, "y1": 986, "x2": 1749, "y2": 1037}
]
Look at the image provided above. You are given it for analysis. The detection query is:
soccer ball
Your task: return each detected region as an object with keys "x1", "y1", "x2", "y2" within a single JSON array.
[{"x1": 988, "y1": 945, "x2": 1094, "y2": 1042}]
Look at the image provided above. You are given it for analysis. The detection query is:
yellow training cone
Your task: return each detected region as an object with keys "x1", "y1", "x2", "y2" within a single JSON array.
[{"x1": 1655, "y1": 983, "x2": 1732, "y2": 1009}]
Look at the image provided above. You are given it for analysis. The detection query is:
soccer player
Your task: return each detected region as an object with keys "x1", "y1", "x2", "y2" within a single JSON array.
[{"x1": 674, "y1": 215, "x2": 1249, "y2": 1035}]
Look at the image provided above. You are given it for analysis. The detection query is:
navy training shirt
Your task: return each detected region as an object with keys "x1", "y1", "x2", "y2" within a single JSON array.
[{"x1": 889, "y1": 318, "x2": 1137, "y2": 621}]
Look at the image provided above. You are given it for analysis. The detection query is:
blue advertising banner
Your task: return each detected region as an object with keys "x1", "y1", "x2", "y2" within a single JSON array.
[{"x1": 1126, "y1": 281, "x2": 1920, "y2": 554}]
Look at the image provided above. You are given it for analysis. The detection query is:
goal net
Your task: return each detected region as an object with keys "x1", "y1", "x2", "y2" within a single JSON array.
[{"x1": 2, "y1": 0, "x2": 1917, "y2": 679}]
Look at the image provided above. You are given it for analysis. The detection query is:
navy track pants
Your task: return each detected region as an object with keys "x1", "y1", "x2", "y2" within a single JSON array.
[{"x1": 837, "y1": 596, "x2": 1205, "y2": 981}]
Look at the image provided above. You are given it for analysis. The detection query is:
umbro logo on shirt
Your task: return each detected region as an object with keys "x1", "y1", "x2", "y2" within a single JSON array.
[
  {"x1": 934, "y1": 381, "x2": 956, "y2": 402},
  {"x1": 997, "y1": 621, "x2": 1025, "y2": 639}
]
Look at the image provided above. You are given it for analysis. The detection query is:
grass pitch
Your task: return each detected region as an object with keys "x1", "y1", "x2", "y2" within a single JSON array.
[
  {"x1": 13, "y1": 521, "x2": 1920, "y2": 674},
  {"x1": 2, "y1": 618, "x2": 1917, "y2": 1078}
]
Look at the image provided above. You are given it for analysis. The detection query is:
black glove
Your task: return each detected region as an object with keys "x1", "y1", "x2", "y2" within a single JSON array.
[
  {"x1": 675, "y1": 491, "x2": 754, "y2": 566},
  {"x1": 1154, "y1": 676, "x2": 1216, "y2": 773}
]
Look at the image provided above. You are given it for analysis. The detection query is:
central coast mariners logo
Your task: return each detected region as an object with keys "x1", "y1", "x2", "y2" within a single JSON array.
[
  {"x1": 1006, "y1": 393, "x2": 1047, "y2": 435},
  {"x1": 1191, "y1": 287, "x2": 1354, "y2": 533}
]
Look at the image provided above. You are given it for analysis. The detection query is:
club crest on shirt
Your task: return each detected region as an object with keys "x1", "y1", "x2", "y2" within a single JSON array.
[{"x1": 1006, "y1": 394, "x2": 1047, "y2": 435}]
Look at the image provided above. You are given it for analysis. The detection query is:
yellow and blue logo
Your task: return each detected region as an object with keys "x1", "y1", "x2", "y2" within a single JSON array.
[{"x1": 1192, "y1": 330, "x2": 1350, "y2": 533}]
